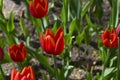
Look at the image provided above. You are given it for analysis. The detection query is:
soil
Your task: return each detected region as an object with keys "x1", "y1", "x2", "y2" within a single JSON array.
[{"x1": 1, "y1": 0, "x2": 114, "y2": 80}]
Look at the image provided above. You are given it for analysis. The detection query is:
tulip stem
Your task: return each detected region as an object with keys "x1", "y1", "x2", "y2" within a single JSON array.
[
  {"x1": 52, "y1": 55, "x2": 59, "y2": 80},
  {"x1": 0, "y1": 65, "x2": 6, "y2": 80},
  {"x1": 117, "y1": 37, "x2": 120, "y2": 79},
  {"x1": 40, "y1": 18, "x2": 45, "y2": 33},
  {"x1": 101, "y1": 49, "x2": 110, "y2": 80},
  {"x1": 17, "y1": 62, "x2": 23, "y2": 71}
]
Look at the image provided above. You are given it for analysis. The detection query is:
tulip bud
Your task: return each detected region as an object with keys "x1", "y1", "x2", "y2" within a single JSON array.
[
  {"x1": 9, "y1": 42, "x2": 27, "y2": 62},
  {"x1": 101, "y1": 28, "x2": 118, "y2": 48},
  {"x1": 29, "y1": 0, "x2": 48, "y2": 18},
  {"x1": 116, "y1": 24, "x2": 120, "y2": 36}
]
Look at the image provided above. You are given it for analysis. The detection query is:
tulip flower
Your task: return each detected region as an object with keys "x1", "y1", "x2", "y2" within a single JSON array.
[
  {"x1": 0, "y1": 47, "x2": 4, "y2": 61},
  {"x1": 40, "y1": 27, "x2": 64, "y2": 55},
  {"x1": 11, "y1": 66, "x2": 35, "y2": 80},
  {"x1": 9, "y1": 42, "x2": 27, "y2": 62},
  {"x1": 116, "y1": 24, "x2": 120, "y2": 36},
  {"x1": 29, "y1": 0, "x2": 48, "y2": 18},
  {"x1": 101, "y1": 28, "x2": 118, "y2": 48}
]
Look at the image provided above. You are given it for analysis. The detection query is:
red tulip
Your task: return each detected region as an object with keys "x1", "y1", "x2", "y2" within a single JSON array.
[
  {"x1": 9, "y1": 42, "x2": 27, "y2": 62},
  {"x1": 40, "y1": 27, "x2": 64, "y2": 55},
  {"x1": 29, "y1": 0, "x2": 48, "y2": 18},
  {"x1": 0, "y1": 47, "x2": 4, "y2": 61},
  {"x1": 116, "y1": 24, "x2": 120, "y2": 36},
  {"x1": 101, "y1": 28, "x2": 118, "y2": 48},
  {"x1": 11, "y1": 66, "x2": 35, "y2": 80}
]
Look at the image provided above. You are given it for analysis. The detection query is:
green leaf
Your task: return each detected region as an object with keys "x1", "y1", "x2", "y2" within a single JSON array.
[
  {"x1": 0, "y1": 74, "x2": 4, "y2": 80},
  {"x1": 85, "y1": 14, "x2": 97, "y2": 32},
  {"x1": 81, "y1": 0, "x2": 93, "y2": 18},
  {"x1": 0, "y1": 52, "x2": 12, "y2": 64},
  {"x1": 104, "y1": 67, "x2": 116, "y2": 77},
  {"x1": 94, "y1": 0, "x2": 103, "y2": 19},
  {"x1": 26, "y1": 47, "x2": 54, "y2": 76},
  {"x1": 69, "y1": 18, "x2": 77, "y2": 36},
  {"x1": 20, "y1": 17, "x2": 27, "y2": 37},
  {"x1": 52, "y1": 19, "x2": 61, "y2": 33},
  {"x1": 84, "y1": 26, "x2": 91, "y2": 45},
  {"x1": 64, "y1": 34, "x2": 73, "y2": 46},
  {"x1": 76, "y1": 30, "x2": 84, "y2": 45},
  {"x1": 69, "y1": 0, "x2": 81, "y2": 19},
  {"x1": 0, "y1": 38, "x2": 5, "y2": 48},
  {"x1": 109, "y1": 0, "x2": 119, "y2": 28},
  {"x1": 61, "y1": 0, "x2": 68, "y2": 25},
  {"x1": 7, "y1": 11, "x2": 15, "y2": 32}
]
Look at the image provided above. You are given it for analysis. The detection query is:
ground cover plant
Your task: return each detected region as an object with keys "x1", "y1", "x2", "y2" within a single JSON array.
[{"x1": 0, "y1": 0, "x2": 120, "y2": 80}]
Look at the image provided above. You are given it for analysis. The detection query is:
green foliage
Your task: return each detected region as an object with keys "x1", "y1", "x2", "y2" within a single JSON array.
[
  {"x1": 0, "y1": 0, "x2": 119, "y2": 79},
  {"x1": 109, "y1": 0, "x2": 119, "y2": 28},
  {"x1": 81, "y1": 0, "x2": 93, "y2": 18},
  {"x1": 20, "y1": 17, "x2": 27, "y2": 37},
  {"x1": 7, "y1": 11, "x2": 15, "y2": 32}
]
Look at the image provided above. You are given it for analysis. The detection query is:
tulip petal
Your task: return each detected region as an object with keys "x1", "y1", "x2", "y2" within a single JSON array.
[
  {"x1": 28, "y1": 66, "x2": 35, "y2": 80},
  {"x1": 101, "y1": 29, "x2": 110, "y2": 41},
  {"x1": 45, "y1": 29, "x2": 55, "y2": 39},
  {"x1": 11, "y1": 69, "x2": 17, "y2": 80},
  {"x1": 103, "y1": 39, "x2": 110, "y2": 48},
  {"x1": 21, "y1": 67, "x2": 28, "y2": 76},
  {"x1": 40, "y1": 33, "x2": 45, "y2": 51},
  {"x1": 55, "y1": 32, "x2": 64, "y2": 55},
  {"x1": 14, "y1": 72, "x2": 22, "y2": 80},
  {"x1": 29, "y1": 2, "x2": 38, "y2": 18},
  {"x1": 116, "y1": 24, "x2": 120, "y2": 36},
  {"x1": 44, "y1": 35, "x2": 55, "y2": 54},
  {"x1": 55, "y1": 27, "x2": 63, "y2": 42},
  {"x1": 111, "y1": 34, "x2": 118, "y2": 47},
  {"x1": 21, "y1": 76, "x2": 29, "y2": 80}
]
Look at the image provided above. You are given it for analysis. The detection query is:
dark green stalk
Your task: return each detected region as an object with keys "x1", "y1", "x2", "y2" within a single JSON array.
[
  {"x1": 40, "y1": 18, "x2": 45, "y2": 33},
  {"x1": 17, "y1": 62, "x2": 23, "y2": 71},
  {"x1": 101, "y1": 49, "x2": 110, "y2": 80},
  {"x1": 117, "y1": 37, "x2": 120, "y2": 79},
  {"x1": 52, "y1": 55, "x2": 59, "y2": 80}
]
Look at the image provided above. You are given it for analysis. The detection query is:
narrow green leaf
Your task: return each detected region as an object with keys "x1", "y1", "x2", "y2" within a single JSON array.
[
  {"x1": 52, "y1": 19, "x2": 61, "y2": 33},
  {"x1": 7, "y1": 11, "x2": 15, "y2": 32},
  {"x1": 76, "y1": 30, "x2": 84, "y2": 45},
  {"x1": 0, "y1": 38, "x2": 5, "y2": 48},
  {"x1": 20, "y1": 17, "x2": 27, "y2": 36},
  {"x1": 61, "y1": 0, "x2": 68, "y2": 25},
  {"x1": 26, "y1": 47, "x2": 54, "y2": 76},
  {"x1": 85, "y1": 14, "x2": 97, "y2": 31},
  {"x1": 0, "y1": 53, "x2": 12, "y2": 64},
  {"x1": 109, "y1": 0, "x2": 119, "y2": 28},
  {"x1": 84, "y1": 26, "x2": 91, "y2": 45},
  {"x1": 69, "y1": 18, "x2": 77, "y2": 36},
  {"x1": 81, "y1": 0, "x2": 93, "y2": 18},
  {"x1": 104, "y1": 67, "x2": 116, "y2": 77}
]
